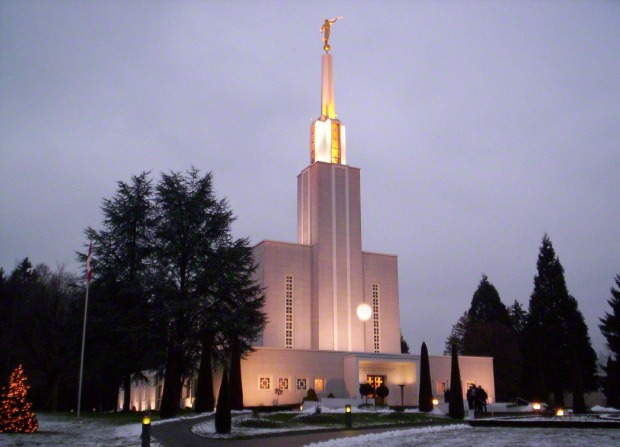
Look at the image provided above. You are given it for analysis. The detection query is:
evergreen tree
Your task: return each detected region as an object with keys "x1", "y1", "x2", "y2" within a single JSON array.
[
  {"x1": 462, "y1": 275, "x2": 522, "y2": 401},
  {"x1": 444, "y1": 311, "x2": 469, "y2": 355},
  {"x1": 467, "y1": 274, "x2": 510, "y2": 324},
  {"x1": 80, "y1": 172, "x2": 162, "y2": 412},
  {"x1": 215, "y1": 239, "x2": 266, "y2": 411},
  {"x1": 193, "y1": 328, "x2": 216, "y2": 413},
  {"x1": 0, "y1": 365, "x2": 38, "y2": 433},
  {"x1": 418, "y1": 342, "x2": 433, "y2": 412},
  {"x1": 400, "y1": 332, "x2": 410, "y2": 354},
  {"x1": 600, "y1": 275, "x2": 620, "y2": 361},
  {"x1": 155, "y1": 168, "x2": 234, "y2": 418},
  {"x1": 508, "y1": 300, "x2": 528, "y2": 335},
  {"x1": 522, "y1": 235, "x2": 597, "y2": 405},
  {"x1": 18, "y1": 265, "x2": 81, "y2": 411},
  {"x1": 602, "y1": 357, "x2": 620, "y2": 408},
  {"x1": 448, "y1": 344, "x2": 464, "y2": 419},
  {"x1": 215, "y1": 368, "x2": 231, "y2": 434}
]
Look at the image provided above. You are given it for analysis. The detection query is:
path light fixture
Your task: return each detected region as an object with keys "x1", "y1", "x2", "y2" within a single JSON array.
[
  {"x1": 432, "y1": 398, "x2": 439, "y2": 406},
  {"x1": 345, "y1": 404, "x2": 352, "y2": 428},
  {"x1": 556, "y1": 409, "x2": 564, "y2": 416},
  {"x1": 532, "y1": 403, "x2": 541, "y2": 411},
  {"x1": 141, "y1": 413, "x2": 151, "y2": 447}
]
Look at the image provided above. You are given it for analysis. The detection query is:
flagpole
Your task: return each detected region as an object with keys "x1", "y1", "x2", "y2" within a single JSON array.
[
  {"x1": 77, "y1": 281, "x2": 90, "y2": 418},
  {"x1": 77, "y1": 241, "x2": 92, "y2": 419}
]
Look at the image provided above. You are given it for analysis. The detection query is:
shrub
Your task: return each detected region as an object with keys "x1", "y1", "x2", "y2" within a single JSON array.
[{"x1": 304, "y1": 388, "x2": 318, "y2": 402}]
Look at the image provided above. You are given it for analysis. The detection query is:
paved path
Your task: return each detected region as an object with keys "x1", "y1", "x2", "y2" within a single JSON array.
[{"x1": 151, "y1": 416, "x2": 417, "y2": 447}]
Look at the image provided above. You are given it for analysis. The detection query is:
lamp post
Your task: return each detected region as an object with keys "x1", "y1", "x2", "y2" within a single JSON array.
[
  {"x1": 345, "y1": 404, "x2": 352, "y2": 428},
  {"x1": 141, "y1": 413, "x2": 151, "y2": 447},
  {"x1": 398, "y1": 384, "x2": 405, "y2": 409}
]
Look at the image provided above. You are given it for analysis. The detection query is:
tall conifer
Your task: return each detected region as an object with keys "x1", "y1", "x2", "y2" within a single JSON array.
[
  {"x1": 448, "y1": 344, "x2": 464, "y2": 419},
  {"x1": 522, "y1": 235, "x2": 597, "y2": 405},
  {"x1": 418, "y1": 342, "x2": 433, "y2": 412},
  {"x1": 215, "y1": 368, "x2": 231, "y2": 434}
]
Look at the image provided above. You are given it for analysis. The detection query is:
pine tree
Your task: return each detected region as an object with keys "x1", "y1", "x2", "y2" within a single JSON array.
[
  {"x1": 508, "y1": 300, "x2": 527, "y2": 334},
  {"x1": 467, "y1": 274, "x2": 510, "y2": 324},
  {"x1": 0, "y1": 365, "x2": 38, "y2": 433},
  {"x1": 522, "y1": 234, "x2": 597, "y2": 405},
  {"x1": 80, "y1": 172, "x2": 161, "y2": 412},
  {"x1": 602, "y1": 357, "x2": 620, "y2": 408},
  {"x1": 418, "y1": 342, "x2": 433, "y2": 412},
  {"x1": 194, "y1": 329, "x2": 216, "y2": 413},
  {"x1": 463, "y1": 274, "x2": 522, "y2": 401},
  {"x1": 400, "y1": 332, "x2": 410, "y2": 354},
  {"x1": 155, "y1": 168, "x2": 234, "y2": 419},
  {"x1": 448, "y1": 344, "x2": 464, "y2": 419},
  {"x1": 600, "y1": 275, "x2": 620, "y2": 361},
  {"x1": 444, "y1": 311, "x2": 469, "y2": 355},
  {"x1": 215, "y1": 368, "x2": 231, "y2": 434}
]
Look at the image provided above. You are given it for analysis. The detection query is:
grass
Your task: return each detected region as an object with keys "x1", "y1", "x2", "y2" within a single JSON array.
[
  {"x1": 40, "y1": 408, "x2": 198, "y2": 426},
  {"x1": 260, "y1": 410, "x2": 453, "y2": 428}
]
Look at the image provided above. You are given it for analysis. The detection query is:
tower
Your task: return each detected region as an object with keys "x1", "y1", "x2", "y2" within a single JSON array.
[
  {"x1": 298, "y1": 51, "x2": 365, "y2": 351},
  {"x1": 254, "y1": 27, "x2": 401, "y2": 355}
]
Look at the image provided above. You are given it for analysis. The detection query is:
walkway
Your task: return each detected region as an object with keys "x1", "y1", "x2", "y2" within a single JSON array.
[{"x1": 151, "y1": 416, "x2": 418, "y2": 447}]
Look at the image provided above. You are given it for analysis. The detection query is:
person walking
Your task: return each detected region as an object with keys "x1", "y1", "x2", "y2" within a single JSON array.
[{"x1": 477, "y1": 385, "x2": 488, "y2": 414}]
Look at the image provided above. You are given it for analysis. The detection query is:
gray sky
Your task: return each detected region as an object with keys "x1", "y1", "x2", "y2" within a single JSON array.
[{"x1": 1, "y1": 0, "x2": 619, "y2": 358}]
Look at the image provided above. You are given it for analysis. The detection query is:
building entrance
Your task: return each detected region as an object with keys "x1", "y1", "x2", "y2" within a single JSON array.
[{"x1": 366, "y1": 375, "x2": 386, "y2": 393}]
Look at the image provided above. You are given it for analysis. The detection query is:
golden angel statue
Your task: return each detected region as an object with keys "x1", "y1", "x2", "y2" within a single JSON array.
[{"x1": 320, "y1": 16, "x2": 343, "y2": 52}]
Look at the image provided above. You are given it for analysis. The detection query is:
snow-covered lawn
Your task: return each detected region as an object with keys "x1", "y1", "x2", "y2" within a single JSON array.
[
  {"x1": 302, "y1": 425, "x2": 620, "y2": 447},
  {"x1": 0, "y1": 414, "x2": 161, "y2": 447}
]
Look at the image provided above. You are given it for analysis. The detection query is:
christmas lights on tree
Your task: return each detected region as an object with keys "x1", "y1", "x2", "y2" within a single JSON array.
[{"x1": 0, "y1": 365, "x2": 38, "y2": 433}]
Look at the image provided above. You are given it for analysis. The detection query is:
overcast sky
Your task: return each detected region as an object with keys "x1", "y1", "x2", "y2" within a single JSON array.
[{"x1": 1, "y1": 0, "x2": 619, "y2": 358}]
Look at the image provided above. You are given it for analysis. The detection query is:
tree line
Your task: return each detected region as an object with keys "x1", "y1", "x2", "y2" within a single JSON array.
[
  {"x1": 444, "y1": 234, "x2": 620, "y2": 410},
  {"x1": 0, "y1": 169, "x2": 266, "y2": 418}
]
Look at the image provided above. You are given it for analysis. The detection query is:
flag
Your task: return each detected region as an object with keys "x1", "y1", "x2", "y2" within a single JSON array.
[{"x1": 86, "y1": 241, "x2": 92, "y2": 283}]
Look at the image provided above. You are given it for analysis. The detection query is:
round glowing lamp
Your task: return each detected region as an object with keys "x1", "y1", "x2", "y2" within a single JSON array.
[
  {"x1": 432, "y1": 398, "x2": 439, "y2": 406},
  {"x1": 532, "y1": 403, "x2": 541, "y2": 411},
  {"x1": 345, "y1": 404, "x2": 352, "y2": 413},
  {"x1": 556, "y1": 409, "x2": 564, "y2": 416},
  {"x1": 356, "y1": 303, "x2": 372, "y2": 321},
  {"x1": 142, "y1": 414, "x2": 151, "y2": 425}
]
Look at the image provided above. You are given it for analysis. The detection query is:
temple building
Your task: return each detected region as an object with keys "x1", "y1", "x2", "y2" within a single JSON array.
[{"x1": 119, "y1": 32, "x2": 495, "y2": 411}]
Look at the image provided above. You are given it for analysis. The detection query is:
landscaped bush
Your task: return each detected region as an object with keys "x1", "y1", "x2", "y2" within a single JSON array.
[
  {"x1": 233, "y1": 417, "x2": 284, "y2": 428},
  {"x1": 291, "y1": 413, "x2": 341, "y2": 424},
  {"x1": 304, "y1": 388, "x2": 319, "y2": 402}
]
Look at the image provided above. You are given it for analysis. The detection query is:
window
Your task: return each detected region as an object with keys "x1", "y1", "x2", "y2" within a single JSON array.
[
  {"x1": 314, "y1": 378, "x2": 325, "y2": 392},
  {"x1": 296, "y1": 377, "x2": 308, "y2": 391},
  {"x1": 331, "y1": 121, "x2": 341, "y2": 164},
  {"x1": 372, "y1": 284, "x2": 380, "y2": 353},
  {"x1": 436, "y1": 381, "x2": 449, "y2": 393},
  {"x1": 285, "y1": 275, "x2": 294, "y2": 349},
  {"x1": 278, "y1": 377, "x2": 290, "y2": 391},
  {"x1": 259, "y1": 377, "x2": 271, "y2": 390}
]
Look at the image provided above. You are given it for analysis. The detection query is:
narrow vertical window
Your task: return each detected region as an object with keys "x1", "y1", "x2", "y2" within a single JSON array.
[
  {"x1": 285, "y1": 275, "x2": 294, "y2": 349},
  {"x1": 372, "y1": 284, "x2": 380, "y2": 353}
]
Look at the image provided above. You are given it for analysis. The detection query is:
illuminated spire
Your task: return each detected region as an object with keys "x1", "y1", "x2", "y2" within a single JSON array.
[
  {"x1": 321, "y1": 54, "x2": 336, "y2": 119},
  {"x1": 311, "y1": 52, "x2": 346, "y2": 164}
]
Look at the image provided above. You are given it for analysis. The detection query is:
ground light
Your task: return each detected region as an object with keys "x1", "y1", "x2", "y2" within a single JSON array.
[
  {"x1": 141, "y1": 413, "x2": 151, "y2": 447},
  {"x1": 345, "y1": 404, "x2": 352, "y2": 428},
  {"x1": 532, "y1": 403, "x2": 541, "y2": 411},
  {"x1": 432, "y1": 398, "x2": 439, "y2": 406},
  {"x1": 556, "y1": 409, "x2": 564, "y2": 416}
]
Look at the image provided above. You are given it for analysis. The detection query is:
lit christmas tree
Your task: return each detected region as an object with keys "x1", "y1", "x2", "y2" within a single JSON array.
[{"x1": 0, "y1": 365, "x2": 38, "y2": 433}]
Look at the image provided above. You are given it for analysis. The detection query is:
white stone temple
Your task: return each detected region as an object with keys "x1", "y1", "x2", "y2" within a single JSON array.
[{"x1": 120, "y1": 40, "x2": 495, "y2": 412}]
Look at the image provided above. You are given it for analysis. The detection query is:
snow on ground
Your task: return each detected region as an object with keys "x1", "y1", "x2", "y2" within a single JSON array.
[
  {"x1": 0, "y1": 414, "x2": 161, "y2": 447},
  {"x1": 591, "y1": 405, "x2": 620, "y2": 413},
  {"x1": 192, "y1": 416, "x2": 316, "y2": 438},
  {"x1": 302, "y1": 425, "x2": 620, "y2": 447}
]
